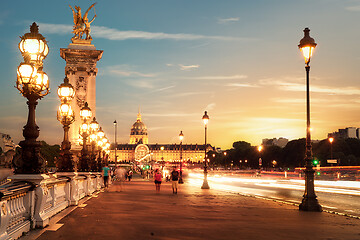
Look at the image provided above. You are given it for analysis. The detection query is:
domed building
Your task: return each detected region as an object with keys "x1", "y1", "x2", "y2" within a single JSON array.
[
  {"x1": 129, "y1": 111, "x2": 148, "y2": 144},
  {"x1": 110, "y1": 110, "x2": 213, "y2": 163}
]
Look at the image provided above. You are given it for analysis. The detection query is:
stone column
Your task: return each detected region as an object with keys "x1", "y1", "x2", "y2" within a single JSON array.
[{"x1": 60, "y1": 43, "x2": 103, "y2": 150}]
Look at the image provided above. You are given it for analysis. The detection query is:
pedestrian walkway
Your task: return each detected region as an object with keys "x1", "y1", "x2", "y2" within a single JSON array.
[{"x1": 24, "y1": 179, "x2": 360, "y2": 240}]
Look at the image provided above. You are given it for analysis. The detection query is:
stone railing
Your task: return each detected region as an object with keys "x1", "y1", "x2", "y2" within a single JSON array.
[
  {"x1": 0, "y1": 172, "x2": 103, "y2": 240},
  {"x1": 0, "y1": 181, "x2": 34, "y2": 240}
]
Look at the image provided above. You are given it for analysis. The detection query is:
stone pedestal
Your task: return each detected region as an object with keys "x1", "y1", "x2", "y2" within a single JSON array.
[
  {"x1": 60, "y1": 43, "x2": 103, "y2": 149},
  {"x1": 56, "y1": 172, "x2": 79, "y2": 205}
]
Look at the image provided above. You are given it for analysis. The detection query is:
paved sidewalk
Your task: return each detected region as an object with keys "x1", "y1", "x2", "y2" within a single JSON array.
[{"x1": 28, "y1": 179, "x2": 360, "y2": 240}]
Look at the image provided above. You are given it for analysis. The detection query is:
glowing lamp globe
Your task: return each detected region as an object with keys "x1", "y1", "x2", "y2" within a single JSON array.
[
  {"x1": 17, "y1": 62, "x2": 37, "y2": 85},
  {"x1": 202, "y1": 111, "x2": 209, "y2": 126},
  {"x1": 97, "y1": 127, "x2": 105, "y2": 139},
  {"x1": 298, "y1": 28, "x2": 317, "y2": 64},
  {"x1": 19, "y1": 23, "x2": 49, "y2": 64},
  {"x1": 90, "y1": 117, "x2": 99, "y2": 133},
  {"x1": 58, "y1": 77, "x2": 75, "y2": 103},
  {"x1": 179, "y1": 131, "x2": 184, "y2": 141},
  {"x1": 80, "y1": 123, "x2": 89, "y2": 134},
  {"x1": 80, "y1": 102, "x2": 92, "y2": 121}
]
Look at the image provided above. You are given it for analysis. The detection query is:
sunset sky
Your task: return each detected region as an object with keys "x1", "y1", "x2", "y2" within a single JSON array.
[{"x1": 1, "y1": 0, "x2": 360, "y2": 149}]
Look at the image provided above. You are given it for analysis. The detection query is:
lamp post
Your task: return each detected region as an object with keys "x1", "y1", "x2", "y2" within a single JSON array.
[
  {"x1": 114, "y1": 120, "x2": 117, "y2": 167},
  {"x1": 13, "y1": 22, "x2": 49, "y2": 174},
  {"x1": 179, "y1": 131, "x2": 184, "y2": 184},
  {"x1": 97, "y1": 127, "x2": 106, "y2": 165},
  {"x1": 201, "y1": 111, "x2": 210, "y2": 189},
  {"x1": 89, "y1": 117, "x2": 99, "y2": 171},
  {"x1": 78, "y1": 102, "x2": 92, "y2": 172},
  {"x1": 329, "y1": 137, "x2": 334, "y2": 160},
  {"x1": 298, "y1": 27, "x2": 322, "y2": 212},
  {"x1": 96, "y1": 127, "x2": 105, "y2": 169},
  {"x1": 258, "y1": 145, "x2": 263, "y2": 172},
  {"x1": 160, "y1": 146, "x2": 164, "y2": 161},
  {"x1": 57, "y1": 77, "x2": 75, "y2": 172}
]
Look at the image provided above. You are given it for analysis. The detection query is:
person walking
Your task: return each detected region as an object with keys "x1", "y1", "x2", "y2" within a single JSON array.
[
  {"x1": 102, "y1": 164, "x2": 110, "y2": 189},
  {"x1": 154, "y1": 169, "x2": 162, "y2": 193},
  {"x1": 128, "y1": 169, "x2": 133, "y2": 181},
  {"x1": 114, "y1": 166, "x2": 126, "y2": 192},
  {"x1": 170, "y1": 167, "x2": 179, "y2": 194}
]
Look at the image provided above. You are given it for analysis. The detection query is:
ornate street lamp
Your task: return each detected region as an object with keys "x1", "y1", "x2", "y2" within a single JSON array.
[
  {"x1": 13, "y1": 23, "x2": 49, "y2": 174},
  {"x1": 97, "y1": 127, "x2": 107, "y2": 165},
  {"x1": 298, "y1": 28, "x2": 322, "y2": 212},
  {"x1": 57, "y1": 77, "x2": 75, "y2": 103},
  {"x1": 201, "y1": 111, "x2": 210, "y2": 189},
  {"x1": 19, "y1": 23, "x2": 49, "y2": 66},
  {"x1": 160, "y1": 146, "x2": 164, "y2": 161},
  {"x1": 78, "y1": 102, "x2": 92, "y2": 172},
  {"x1": 179, "y1": 130, "x2": 184, "y2": 184},
  {"x1": 328, "y1": 137, "x2": 334, "y2": 160},
  {"x1": 258, "y1": 145, "x2": 263, "y2": 171},
  {"x1": 57, "y1": 77, "x2": 75, "y2": 172},
  {"x1": 114, "y1": 120, "x2": 117, "y2": 167},
  {"x1": 89, "y1": 117, "x2": 99, "y2": 171},
  {"x1": 96, "y1": 130, "x2": 105, "y2": 171}
]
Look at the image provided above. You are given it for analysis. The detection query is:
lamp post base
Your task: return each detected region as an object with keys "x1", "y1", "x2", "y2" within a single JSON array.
[
  {"x1": 299, "y1": 197, "x2": 322, "y2": 212},
  {"x1": 201, "y1": 179, "x2": 210, "y2": 189},
  {"x1": 13, "y1": 140, "x2": 46, "y2": 174},
  {"x1": 299, "y1": 167, "x2": 322, "y2": 212},
  {"x1": 201, "y1": 172, "x2": 210, "y2": 189}
]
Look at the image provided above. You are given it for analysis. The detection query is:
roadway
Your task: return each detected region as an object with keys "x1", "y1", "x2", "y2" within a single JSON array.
[{"x1": 187, "y1": 170, "x2": 360, "y2": 218}]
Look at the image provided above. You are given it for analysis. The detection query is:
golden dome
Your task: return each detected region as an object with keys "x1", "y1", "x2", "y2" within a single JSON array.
[{"x1": 130, "y1": 110, "x2": 147, "y2": 137}]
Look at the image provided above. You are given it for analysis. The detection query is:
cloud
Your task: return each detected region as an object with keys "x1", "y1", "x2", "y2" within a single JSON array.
[
  {"x1": 179, "y1": 64, "x2": 200, "y2": 71},
  {"x1": 110, "y1": 70, "x2": 155, "y2": 77},
  {"x1": 218, "y1": 17, "x2": 240, "y2": 24},
  {"x1": 249, "y1": 117, "x2": 303, "y2": 123},
  {"x1": 37, "y1": 23, "x2": 72, "y2": 34},
  {"x1": 103, "y1": 65, "x2": 156, "y2": 78},
  {"x1": 225, "y1": 83, "x2": 259, "y2": 88},
  {"x1": 260, "y1": 78, "x2": 360, "y2": 95},
  {"x1": 205, "y1": 103, "x2": 216, "y2": 111},
  {"x1": 189, "y1": 75, "x2": 248, "y2": 80},
  {"x1": 126, "y1": 80, "x2": 154, "y2": 89},
  {"x1": 149, "y1": 85, "x2": 175, "y2": 93},
  {"x1": 38, "y1": 23, "x2": 243, "y2": 41},
  {"x1": 169, "y1": 91, "x2": 211, "y2": 98},
  {"x1": 145, "y1": 112, "x2": 197, "y2": 117},
  {"x1": 345, "y1": 5, "x2": 360, "y2": 11}
]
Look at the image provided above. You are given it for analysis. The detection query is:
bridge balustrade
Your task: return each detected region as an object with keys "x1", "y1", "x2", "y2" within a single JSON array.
[{"x1": 0, "y1": 172, "x2": 103, "y2": 239}]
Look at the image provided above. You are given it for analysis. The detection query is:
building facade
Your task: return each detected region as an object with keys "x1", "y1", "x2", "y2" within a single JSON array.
[
  {"x1": 262, "y1": 137, "x2": 289, "y2": 148},
  {"x1": 110, "y1": 112, "x2": 212, "y2": 163},
  {"x1": 328, "y1": 127, "x2": 359, "y2": 139}
]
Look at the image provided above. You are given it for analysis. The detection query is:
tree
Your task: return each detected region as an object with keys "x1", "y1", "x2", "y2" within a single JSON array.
[
  {"x1": 281, "y1": 138, "x2": 306, "y2": 168},
  {"x1": 40, "y1": 141, "x2": 60, "y2": 168},
  {"x1": 262, "y1": 145, "x2": 282, "y2": 168}
]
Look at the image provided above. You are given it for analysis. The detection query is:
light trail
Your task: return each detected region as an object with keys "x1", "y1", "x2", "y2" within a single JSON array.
[{"x1": 188, "y1": 172, "x2": 360, "y2": 196}]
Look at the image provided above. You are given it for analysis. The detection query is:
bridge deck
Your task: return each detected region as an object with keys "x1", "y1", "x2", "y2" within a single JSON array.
[{"x1": 23, "y1": 178, "x2": 360, "y2": 240}]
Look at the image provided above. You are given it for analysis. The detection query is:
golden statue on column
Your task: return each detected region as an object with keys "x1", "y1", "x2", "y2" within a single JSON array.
[{"x1": 69, "y1": 3, "x2": 97, "y2": 43}]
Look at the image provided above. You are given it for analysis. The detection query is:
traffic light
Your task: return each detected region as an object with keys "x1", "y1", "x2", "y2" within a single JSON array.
[{"x1": 312, "y1": 159, "x2": 319, "y2": 166}]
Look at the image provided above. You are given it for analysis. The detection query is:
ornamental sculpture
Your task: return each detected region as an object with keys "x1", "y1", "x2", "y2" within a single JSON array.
[{"x1": 69, "y1": 3, "x2": 97, "y2": 43}]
